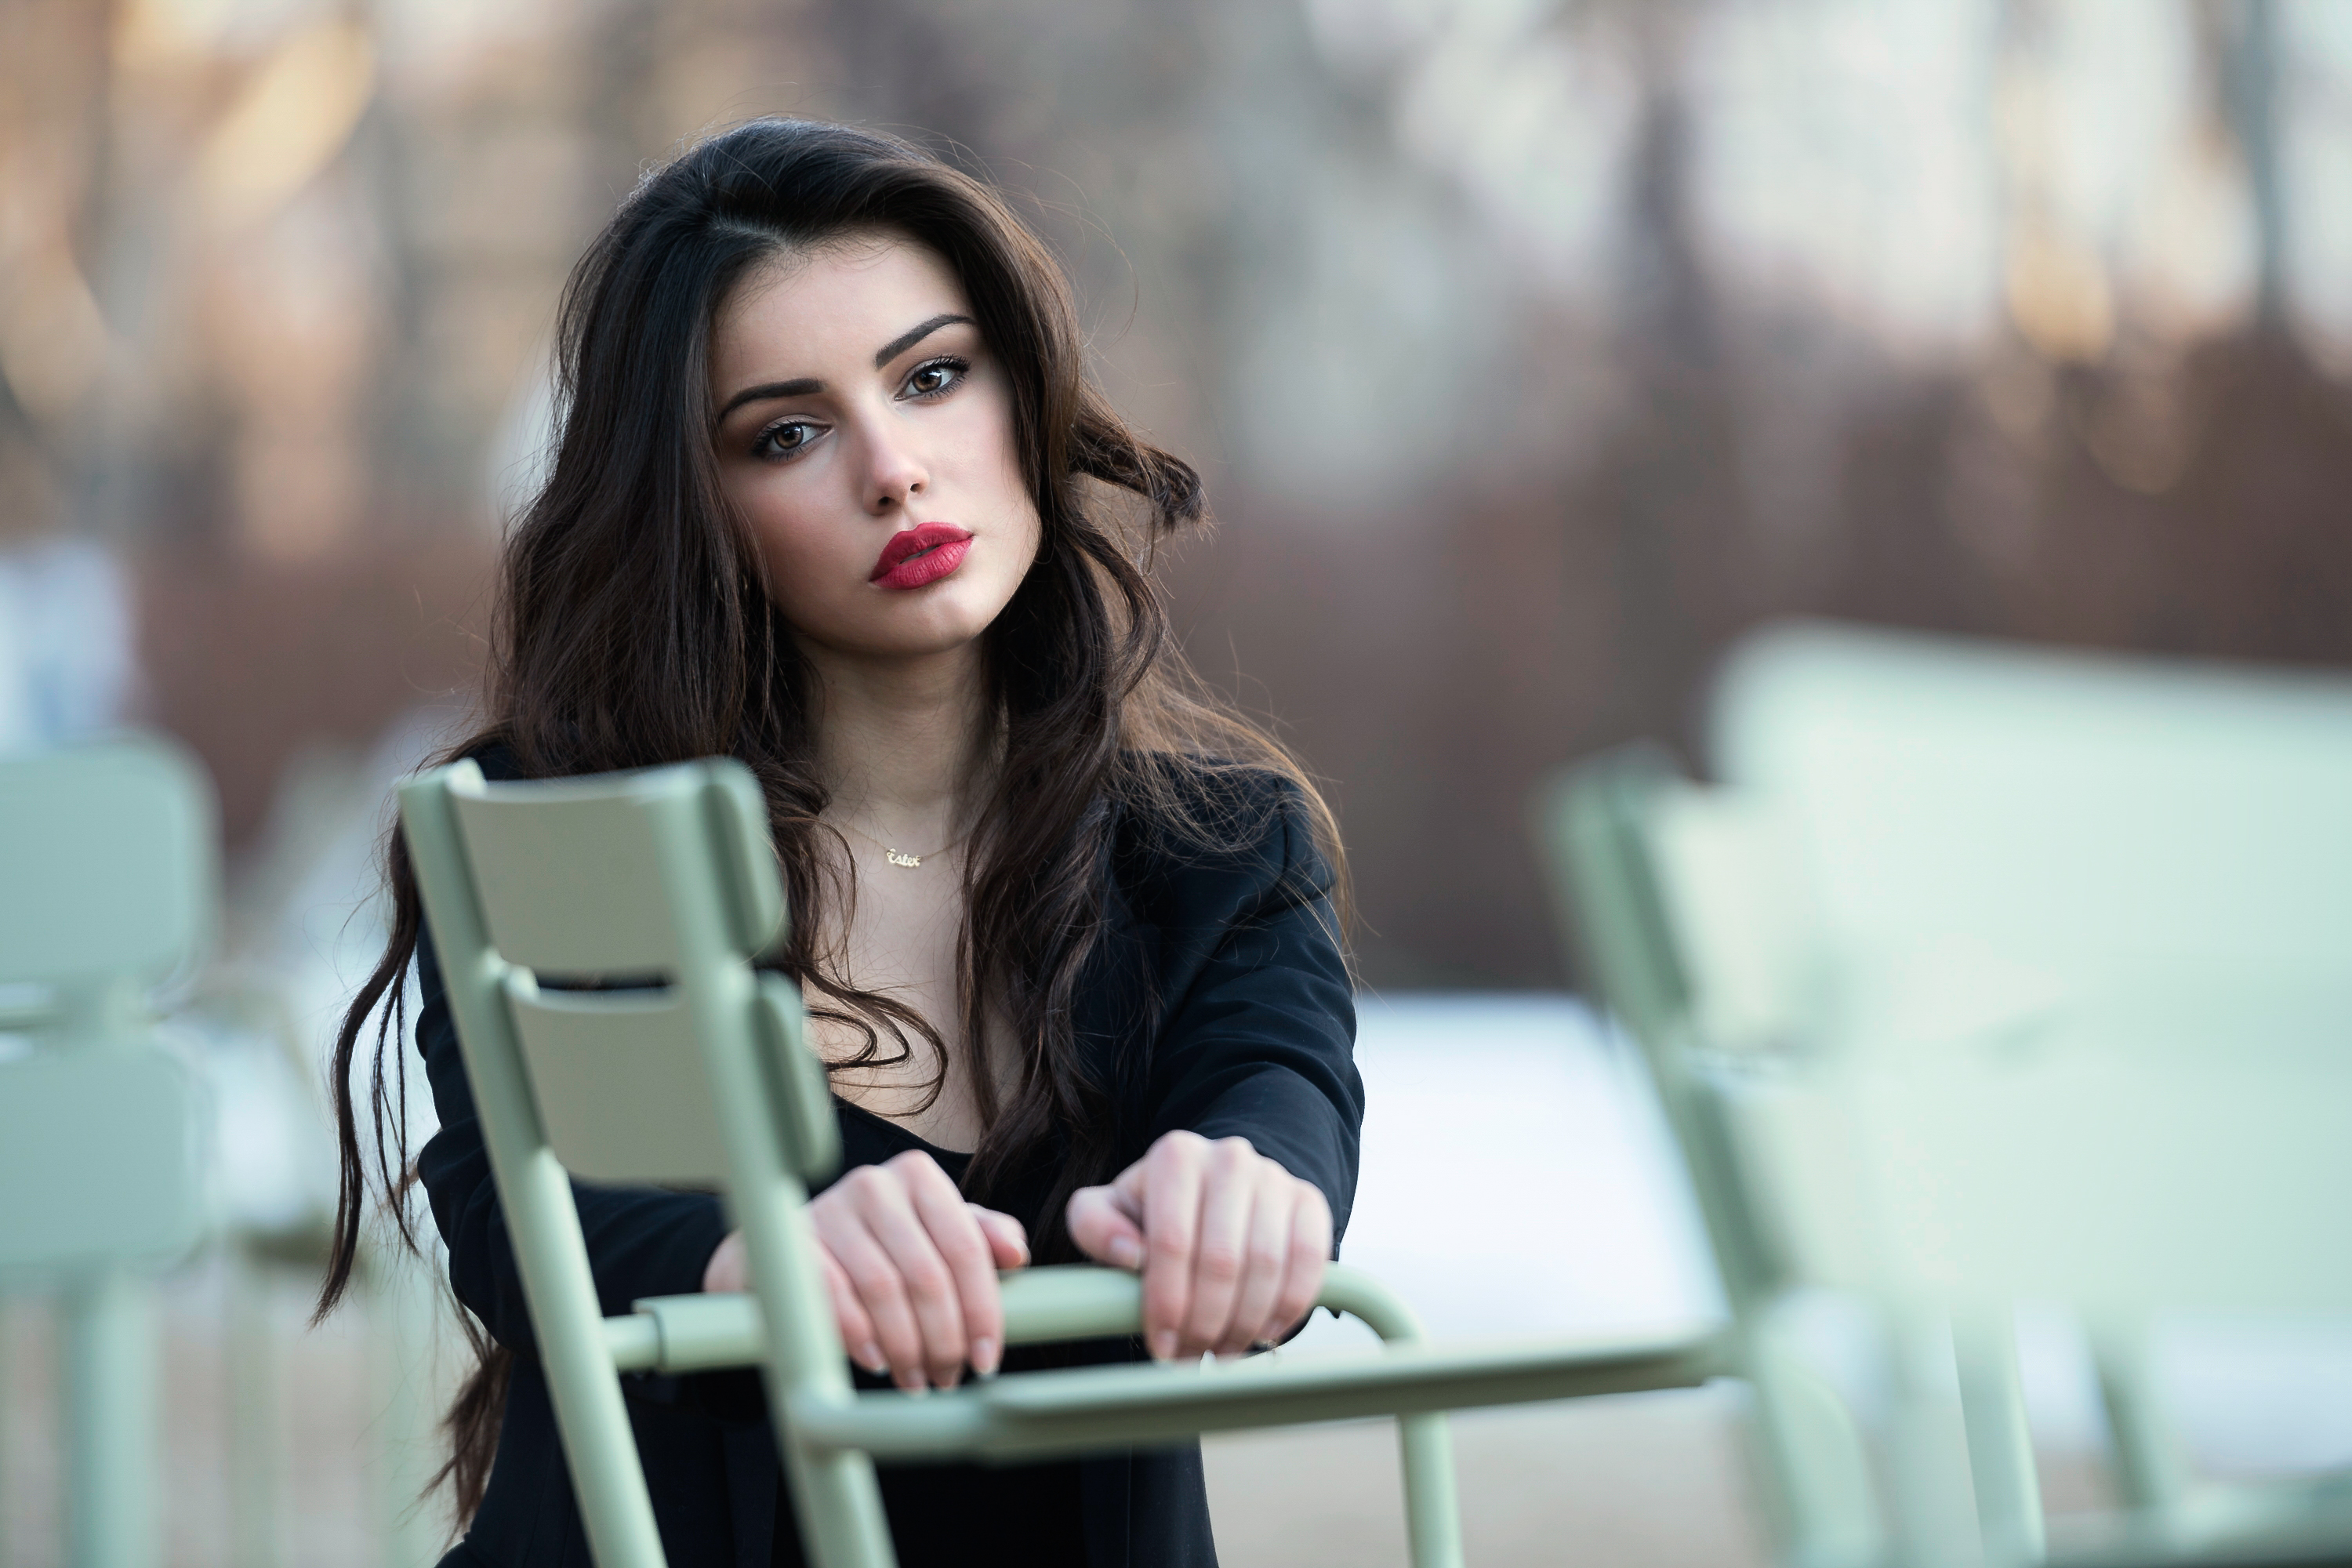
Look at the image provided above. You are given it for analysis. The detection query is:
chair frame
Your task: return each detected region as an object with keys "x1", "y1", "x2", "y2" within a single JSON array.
[
  {"x1": 401, "y1": 757, "x2": 1728, "y2": 1568},
  {"x1": 0, "y1": 735, "x2": 216, "y2": 1568},
  {"x1": 1545, "y1": 636, "x2": 2352, "y2": 1568},
  {"x1": 1546, "y1": 743, "x2": 1904, "y2": 1568}
]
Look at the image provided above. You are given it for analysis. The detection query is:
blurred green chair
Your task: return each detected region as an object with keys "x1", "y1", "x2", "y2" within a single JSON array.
[
  {"x1": 0, "y1": 736, "x2": 218, "y2": 1568},
  {"x1": 1544, "y1": 622, "x2": 2352, "y2": 1568},
  {"x1": 187, "y1": 965, "x2": 459, "y2": 1568},
  {"x1": 399, "y1": 755, "x2": 1731, "y2": 1568}
]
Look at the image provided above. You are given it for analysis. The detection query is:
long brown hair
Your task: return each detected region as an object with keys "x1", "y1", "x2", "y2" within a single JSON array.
[{"x1": 315, "y1": 118, "x2": 1345, "y2": 1521}]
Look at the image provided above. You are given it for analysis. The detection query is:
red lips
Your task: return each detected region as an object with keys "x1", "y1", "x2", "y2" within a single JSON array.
[{"x1": 869, "y1": 523, "x2": 975, "y2": 590}]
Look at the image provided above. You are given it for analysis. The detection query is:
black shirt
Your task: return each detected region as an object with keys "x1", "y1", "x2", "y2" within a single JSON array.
[{"x1": 417, "y1": 752, "x2": 1361, "y2": 1568}]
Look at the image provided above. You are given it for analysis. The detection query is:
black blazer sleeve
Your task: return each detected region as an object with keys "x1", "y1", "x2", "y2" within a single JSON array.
[{"x1": 1132, "y1": 775, "x2": 1363, "y2": 1239}]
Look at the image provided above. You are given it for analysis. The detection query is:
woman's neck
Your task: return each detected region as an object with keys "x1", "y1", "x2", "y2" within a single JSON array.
[{"x1": 803, "y1": 639, "x2": 995, "y2": 838}]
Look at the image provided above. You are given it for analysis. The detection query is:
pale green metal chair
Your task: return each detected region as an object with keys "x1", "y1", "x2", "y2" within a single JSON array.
[
  {"x1": 1544, "y1": 622, "x2": 2352, "y2": 1568},
  {"x1": 188, "y1": 967, "x2": 459, "y2": 1568},
  {"x1": 0, "y1": 735, "x2": 218, "y2": 1568},
  {"x1": 399, "y1": 756, "x2": 1730, "y2": 1568}
]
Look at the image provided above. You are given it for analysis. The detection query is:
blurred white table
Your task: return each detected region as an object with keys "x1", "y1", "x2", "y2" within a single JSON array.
[{"x1": 1294, "y1": 992, "x2": 1720, "y2": 1352}]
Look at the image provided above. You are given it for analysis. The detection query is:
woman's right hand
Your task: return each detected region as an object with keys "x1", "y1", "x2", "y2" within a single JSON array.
[{"x1": 700, "y1": 1149, "x2": 1029, "y2": 1392}]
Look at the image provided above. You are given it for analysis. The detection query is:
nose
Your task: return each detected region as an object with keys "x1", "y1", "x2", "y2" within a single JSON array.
[{"x1": 861, "y1": 424, "x2": 928, "y2": 515}]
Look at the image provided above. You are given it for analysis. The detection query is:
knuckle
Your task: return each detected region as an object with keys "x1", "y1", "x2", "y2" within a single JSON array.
[
  {"x1": 903, "y1": 1261, "x2": 953, "y2": 1304},
  {"x1": 938, "y1": 1227, "x2": 989, "y2": 1266},
  {"x1": 1194, "y1": 1244, "x2": 1243, "y2": 1284},
  {"x1": 1156, "y1": 1130, "x2": 1207, "y2": 1163},
  {"x1": 848, "y1": 1261, "x2": 901, "y2": 1301}
]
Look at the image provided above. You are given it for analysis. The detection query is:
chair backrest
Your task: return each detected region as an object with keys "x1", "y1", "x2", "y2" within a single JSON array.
[
  {"x1": 0, "y1": 1049, "x2": 205, "y2": 1273},
  {"x1": 1595, "y1": 623, "x2": 2352, "y2": 1326},
  {"x1": 1714, "y1": 622, "x2": 2352, "y2": 989},
  {"x1": 411, "y1": 757, "x2": 837, "y2": 1188},
  {"x1": 0, "y1": 736, "x2": 215, "y2": 993},
  {"x1": 0, "y1": 736, "x2": 216, "y2": 1274}
]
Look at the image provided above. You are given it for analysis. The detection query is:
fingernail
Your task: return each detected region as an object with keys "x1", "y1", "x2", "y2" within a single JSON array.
[
  {"x1": 941, "y1": 1367, "x2": 962, "y2": 1390},
  {"x1": 1109, "y1": 1236, "x2": 1142, "y2": 1271},
  {"x1": 858, "y1": 1342, "x2": 887, "y2": 1374},
  {"x1": 1149, "y1": 1330, "x2": 1178, "y2": 1362},
  {"x1": 897, "y1": 1371, "x2": 929, "y2": 1398},
  {"x1": 971, "y1": 1337, "x2": 1000, "y2": 1379}
]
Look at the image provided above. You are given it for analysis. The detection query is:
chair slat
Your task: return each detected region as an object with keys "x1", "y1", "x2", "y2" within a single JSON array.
[
  {"x1": 0, "y1": 739, "x2": 214, "y2": 989},
  {"x1": 0, "y1": 1049, "x2": 202, "y2": 1272},
  {"x1": 451, "y1": 772, "x2": 695, "y2": 975},
  {"x1": 1715, "y1": 624, "x2": 2352, "y2": 973},
  {"x1": 448, "y1": 764, "x2": 786, "y2": 976},
  {"x1": 506, "y1": 979, "x2": 728, "y2": 1186}
]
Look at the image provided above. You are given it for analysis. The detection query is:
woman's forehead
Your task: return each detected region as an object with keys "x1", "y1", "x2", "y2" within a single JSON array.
[{"x1": 714, "y1": 236, "x2": 971, "y2": 370}]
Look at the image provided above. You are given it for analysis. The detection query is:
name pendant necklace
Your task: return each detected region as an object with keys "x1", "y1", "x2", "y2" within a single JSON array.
[{"x1": 837, "y1": 818, "x2": 967, "y2": 870}]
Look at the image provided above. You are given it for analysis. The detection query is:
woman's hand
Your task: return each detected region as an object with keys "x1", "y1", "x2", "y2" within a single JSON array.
[
  {"x1": 702, "y1": 1149, "x2": 1030, "y2": 1392},
  {"x1": 1065, "y1": 1130, "x2": 1332, "y2": 1362}
]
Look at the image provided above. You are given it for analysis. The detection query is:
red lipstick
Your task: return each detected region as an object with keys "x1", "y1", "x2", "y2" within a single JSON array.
[{"x1": 869, "y1": 523, "x2": 974, "y2": 590}]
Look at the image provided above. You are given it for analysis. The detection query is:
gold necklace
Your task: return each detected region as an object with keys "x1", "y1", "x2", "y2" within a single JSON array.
[{"x1": 833, "y1": 818, "x2": 968, "y2": 870}]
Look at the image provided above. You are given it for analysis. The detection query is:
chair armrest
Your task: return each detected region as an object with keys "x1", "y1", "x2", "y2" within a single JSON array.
[
  {"x1": 789, "y1": 1323, "x2": 1732, "y2": 1464},
  {"x1": 997, "y1": 1262, "x2": 1428, "y2": 1348},
  {"x1": 613, "y1": 1262, "x2": 1435, "y2": 1374},
  {"x1": 609, "y1": 1292, "x2": 759, "y2": 1373}
]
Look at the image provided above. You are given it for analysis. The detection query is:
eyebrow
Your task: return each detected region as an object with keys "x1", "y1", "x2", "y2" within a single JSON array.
[
  {"x1": 713, "y1": 313, "x2": 977, "y2": 427},
  {"x1": 715, "y1": 376, "x2": 820, "y2": 424},
  {"x1": 873, "y1": 312, "x2": 972, "y2": 369}
]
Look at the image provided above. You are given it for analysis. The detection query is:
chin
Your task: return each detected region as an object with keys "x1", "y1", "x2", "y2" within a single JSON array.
[{"x1": 824, "y1": 594, "x2": 1012, "y2": 661}]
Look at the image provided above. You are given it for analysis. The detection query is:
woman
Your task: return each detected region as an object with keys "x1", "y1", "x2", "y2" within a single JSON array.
[{"x1": 318, "y1": 118, "x2": 1359, "y2": 1568}]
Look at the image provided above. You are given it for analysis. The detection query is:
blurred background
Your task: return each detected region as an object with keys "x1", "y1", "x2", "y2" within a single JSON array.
[
  {"x1": 5, "y1": 0, "x2": 2352, "y2": 1563},
  {"x1": 8, "y1": 0, "x2": 2352, "y2": 982}
]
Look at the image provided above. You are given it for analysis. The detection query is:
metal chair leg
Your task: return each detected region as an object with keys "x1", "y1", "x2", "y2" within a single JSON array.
[
  {"x1": 1399, "y1": 1411, "x2": 1464, "y2": 1568},
  {"x1": 1954, "y1": 1309, "x2": 2046, "y2": 1568},
  {"x1": 67, "y1": 1267, "x2": 160, "y2": 1568}
]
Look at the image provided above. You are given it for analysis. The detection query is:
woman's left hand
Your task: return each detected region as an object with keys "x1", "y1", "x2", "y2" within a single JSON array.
[{"x1": 1065, "y1": 1130, "x2": 1332, "y2": 1362}]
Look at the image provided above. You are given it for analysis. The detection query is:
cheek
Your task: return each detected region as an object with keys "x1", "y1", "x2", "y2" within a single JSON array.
[
  {"x1": 965, "y1": 397, "x2": 1041, "y2": 565},
  {"x1": 742, "y1": 488, "x2": 857, "y2": 617}
]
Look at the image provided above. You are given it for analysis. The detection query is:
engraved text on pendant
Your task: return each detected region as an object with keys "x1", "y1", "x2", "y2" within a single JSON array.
[{"x1": 884, "y1": 850, "x2": 923, "y2": 868}]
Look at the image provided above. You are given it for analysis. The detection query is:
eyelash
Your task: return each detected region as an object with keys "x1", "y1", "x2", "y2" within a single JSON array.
[
  {"x1": 750, "y1": 354, "x2": 973, "y2": 464},
  {"x1": 902, "y1": 354, "x2": 971, "y2": 401}
]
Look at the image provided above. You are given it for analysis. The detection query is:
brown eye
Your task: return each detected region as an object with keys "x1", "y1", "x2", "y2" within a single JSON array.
[
  {"x1": 755, "y1": 419, "x2": 820, "y2": 461},
  {"x1": 902, "y1": 357, "x2": 967, "y2": 399}
]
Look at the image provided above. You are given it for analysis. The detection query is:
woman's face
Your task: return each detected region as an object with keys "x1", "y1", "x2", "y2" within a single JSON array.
[{"x1": 709, "y1": 234, "x2": 1040, "y2": 662}]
